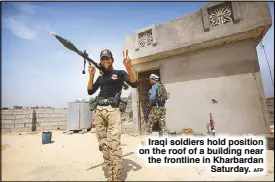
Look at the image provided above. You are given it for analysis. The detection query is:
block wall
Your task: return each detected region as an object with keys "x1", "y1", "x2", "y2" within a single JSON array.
[{"x1": 1, "y1": 108, "x2": 67, "y2": 133}]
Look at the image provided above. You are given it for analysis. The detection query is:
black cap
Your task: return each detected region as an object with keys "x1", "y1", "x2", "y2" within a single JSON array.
[{"x1": 100, "y1": 49, "x2": 113, "y2": 59}]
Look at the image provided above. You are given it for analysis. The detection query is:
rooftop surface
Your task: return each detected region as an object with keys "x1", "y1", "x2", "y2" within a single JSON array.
[{"x1": 2, "y1": 131, "x2": 274, "y2": 181}]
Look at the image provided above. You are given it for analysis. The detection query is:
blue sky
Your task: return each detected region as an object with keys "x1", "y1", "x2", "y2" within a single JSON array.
[{"x1": 2, "y1": 2, "x2": 274, "y2": 108}]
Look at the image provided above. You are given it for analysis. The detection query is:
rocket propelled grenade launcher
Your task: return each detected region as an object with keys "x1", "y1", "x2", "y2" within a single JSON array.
[{"x1": 50, "y1": 31, "x2": 129, "y2": 90}]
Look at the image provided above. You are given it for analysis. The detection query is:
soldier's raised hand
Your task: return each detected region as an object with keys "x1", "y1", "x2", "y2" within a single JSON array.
[
  {"x1": 123, "y1": 49, "x2": 132, "y2": 70},
  {"x1": 88, "y1": 65, "x2": 96, "y2": 76}
]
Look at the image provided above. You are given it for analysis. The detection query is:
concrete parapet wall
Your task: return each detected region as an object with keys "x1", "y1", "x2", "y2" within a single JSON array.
[
  {"x1": 124, "y1": 2, "x2": 272, "y2": 135},
  {"x1": 1, "y1": 108, "x2": 68, "y2": 133}
]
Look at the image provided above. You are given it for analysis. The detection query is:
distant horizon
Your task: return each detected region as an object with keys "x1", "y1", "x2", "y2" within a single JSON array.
[
  {"x1": 2, "y1": 2, "x2": 274, "y2": 108},
  {"x1": 1, "y1": 95, "x2": 274, "y2": 109},
  {"x1": 0, "y1": 95, "x2": 133, "y2": 109}
]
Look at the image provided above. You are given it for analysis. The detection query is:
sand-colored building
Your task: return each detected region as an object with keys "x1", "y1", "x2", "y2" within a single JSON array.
[{"x1": 124, "y1": 2, "x2": 272, "y2": 134}]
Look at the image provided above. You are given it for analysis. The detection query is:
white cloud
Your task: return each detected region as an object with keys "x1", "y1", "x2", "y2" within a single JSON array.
[
  {"x1": 3, "y1": 3, "x2": 49, "y2": 40},
  {"x1": 3, "y1": 16, "x2": 37, "y2": 40}
]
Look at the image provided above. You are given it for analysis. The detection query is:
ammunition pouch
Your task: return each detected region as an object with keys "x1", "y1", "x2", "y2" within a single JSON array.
[
  {"x1": 154, "y1": 99, "x2": 165, "y2": 107},
  {"x1": 119, "y1": 99, "x2": 127, "y2": 113},
  {"x1": 89, "y1": 97, "x2": 98, "y2": 111}
]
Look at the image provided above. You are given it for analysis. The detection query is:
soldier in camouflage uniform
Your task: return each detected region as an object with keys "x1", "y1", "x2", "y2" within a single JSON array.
[
  {"x1": 88, "y1": 49, "x2": 137, "y2": 181},
  {"x1": 146, "y1": 74, "x2": 168, "y2": 136}
]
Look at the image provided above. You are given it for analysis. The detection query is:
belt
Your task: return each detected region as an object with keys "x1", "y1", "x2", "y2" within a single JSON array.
[
  {"x1": 97, "y1": 97, "x2": 114, "y2": 106},
  {"x1": 97, "y1": 97, "x2": 121, "y2": 108}
]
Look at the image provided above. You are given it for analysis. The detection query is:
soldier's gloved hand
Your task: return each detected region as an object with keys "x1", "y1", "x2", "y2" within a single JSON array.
[
  {"x1": 88, "y1": 65, "x2": 96, "y2": 76},
  {"x1": 147, "y1": 104, "x2": 152, "y2": 109}
]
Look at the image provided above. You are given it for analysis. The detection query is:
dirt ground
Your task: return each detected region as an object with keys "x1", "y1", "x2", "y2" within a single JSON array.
[{"x1": 2, "y1": 131, "x2": 274, "y2": 181}]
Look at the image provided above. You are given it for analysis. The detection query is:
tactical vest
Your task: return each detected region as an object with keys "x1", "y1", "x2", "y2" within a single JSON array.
[{"x1": 156, "y1": 82, "x2": 169, "y2": 101}]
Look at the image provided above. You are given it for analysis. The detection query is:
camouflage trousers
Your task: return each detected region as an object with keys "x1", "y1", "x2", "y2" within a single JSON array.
[
  {"x1": 94, "y1": 105, "x2": 122, "y2": 181},
  {"x1": 146, "y1": 106, "x2": 167, "y2": 136}
]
